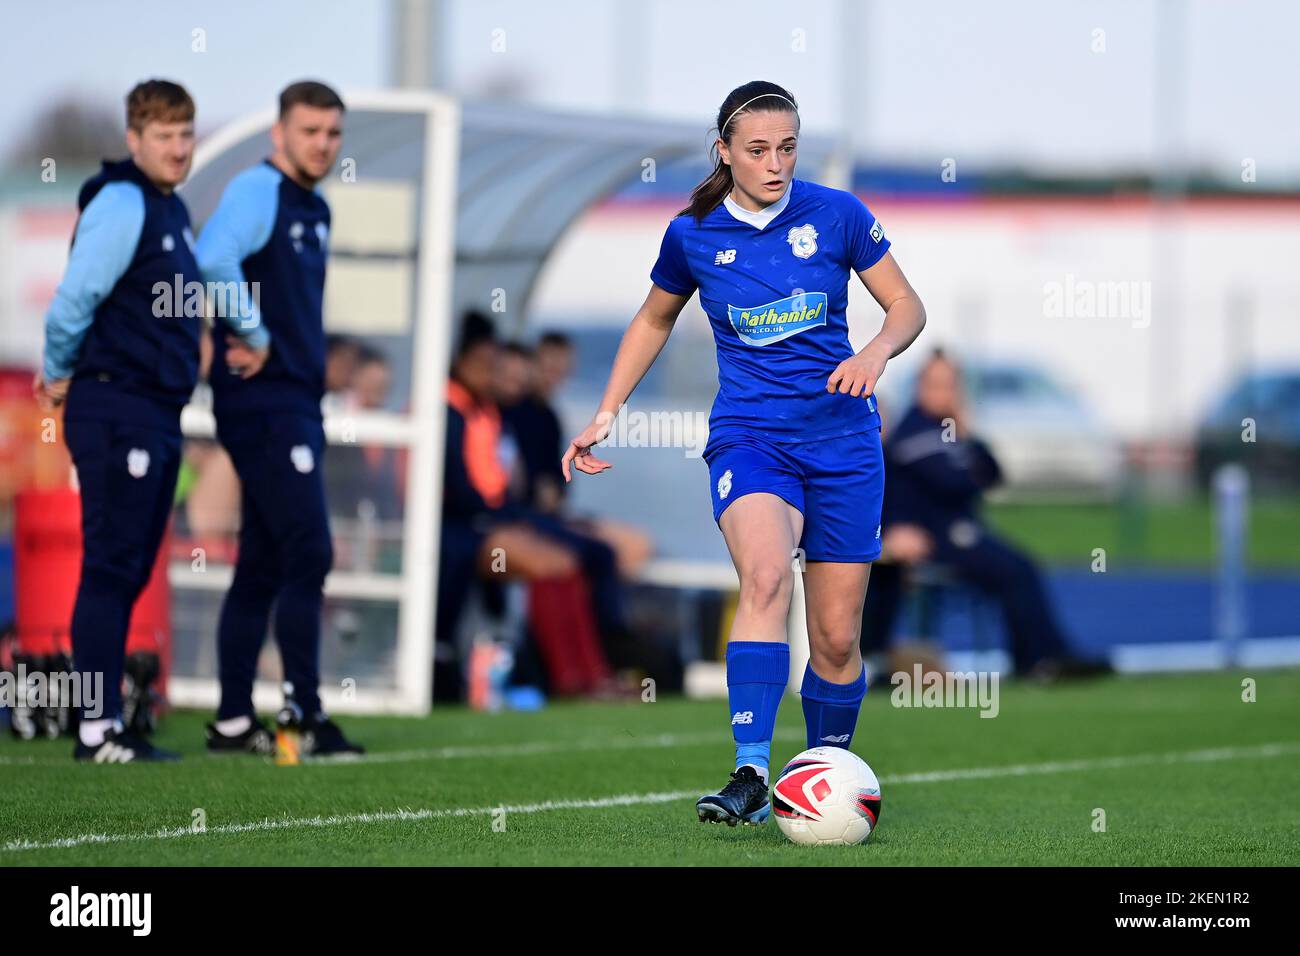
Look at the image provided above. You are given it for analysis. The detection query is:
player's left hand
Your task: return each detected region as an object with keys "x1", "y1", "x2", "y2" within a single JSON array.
[{"x1": 827, "y1": 342, "x2": 888, "y2": 398}]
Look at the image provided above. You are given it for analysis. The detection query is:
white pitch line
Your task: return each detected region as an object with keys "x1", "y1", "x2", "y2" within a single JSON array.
[
  {"x1": 3, "y1": 740, "x2": 1296, "y2": 855},
  {"x1": 881, "y1": 741, "x2": 1300, "y2": 784},
  {"x1": 0, "y1": 729, "x2": 805, "y2": 768},
  {"x1": 0, "y1": 790, "x2": 699, "y2": 853},
  {"x1": 308, "y1": 728, "x2": 807, "y2": 766}
]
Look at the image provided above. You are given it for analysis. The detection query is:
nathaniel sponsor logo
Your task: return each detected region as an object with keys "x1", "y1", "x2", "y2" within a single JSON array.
[{"x1": 726, "y1": 291, "x2": 828, "y2": 347}]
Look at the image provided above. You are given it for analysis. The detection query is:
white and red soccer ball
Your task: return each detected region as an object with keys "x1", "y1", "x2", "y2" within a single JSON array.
[{"x1": 772, "y1": 746, "x2": 882, "y2": 846}]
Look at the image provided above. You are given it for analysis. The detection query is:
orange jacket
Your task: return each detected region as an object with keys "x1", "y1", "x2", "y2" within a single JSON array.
[{"x1": 446, "y1": 379, "x2": 508, "y2": 510}]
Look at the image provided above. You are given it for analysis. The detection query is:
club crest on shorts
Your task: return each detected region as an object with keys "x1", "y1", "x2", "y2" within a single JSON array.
[
  {"x1": 126, "y1": 448, "x2": 150, "y2": 478},
  {"x1": 290, "y1": 444, "x2": 315, "y2": 474},
  {"x1": 717, "y1": 468, "x2": 733, "y2": 500},
  {"x1": 787, "y1": 223, "x2": 818, "y2": 259}
]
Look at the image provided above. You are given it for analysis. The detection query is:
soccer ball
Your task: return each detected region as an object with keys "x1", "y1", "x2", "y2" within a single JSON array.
[{"x1": 772, "y1": 746, "x2": 882, "y2": 846}]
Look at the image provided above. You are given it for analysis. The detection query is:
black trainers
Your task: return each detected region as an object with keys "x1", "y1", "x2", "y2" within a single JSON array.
[
  {"x1": 74, "y1": 727, "x2": 181, "y2": 763},
  {"x1": 8, "y1": 653, "x2": 41, "y2": 740},
  {"x1": 121, "y1": 652, "x2": 161, "y2": 737},
  {"x1": 695, "y1": 765, "x2": 771, "y2": 826},
  {"x1": 302, "y1": 716, "x2": 365, "y2": 756},
  {"x1": 44, "y1": 653, "x2": 79, "y2": 740},
  {"x1": 205, "y1": 717, "x2": 275, "y2": 755}
]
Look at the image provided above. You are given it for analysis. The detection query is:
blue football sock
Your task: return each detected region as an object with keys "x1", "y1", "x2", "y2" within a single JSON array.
[
  {"x1": 801, "y1": 662, "x2": 867, "y2": 750},
  {"x1": 727, "y1": 641, "x2": 789, "y2": 782}
]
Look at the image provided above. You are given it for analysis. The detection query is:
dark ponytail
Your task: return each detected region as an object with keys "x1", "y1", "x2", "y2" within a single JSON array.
[{"x1": 679, "y1": 80, "x2": 799, "y2": 222}]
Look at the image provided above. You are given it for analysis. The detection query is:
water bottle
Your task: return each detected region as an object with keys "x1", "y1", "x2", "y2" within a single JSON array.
[{"x1": 275, "y1": 684, "x2": 303, "y2": 766}]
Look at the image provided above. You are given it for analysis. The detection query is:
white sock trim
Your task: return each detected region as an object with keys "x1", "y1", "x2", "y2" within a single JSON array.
[{"x1": 79, "y1": 718, "x2": 114, "y2": 747}]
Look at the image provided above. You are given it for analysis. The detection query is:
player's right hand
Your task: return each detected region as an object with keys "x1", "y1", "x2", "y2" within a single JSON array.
[
  {"x1": 225, "y1": 335, "x2": 270, "y2": 379},
  {"x1": 32, "y1": 371, "x2": 70, "y2": 411},
  {"x1": 562, "y1": 415, "x2": 614, "y2": 481}
]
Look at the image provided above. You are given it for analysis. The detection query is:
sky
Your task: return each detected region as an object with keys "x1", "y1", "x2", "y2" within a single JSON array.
[{"x1": 1, "y1": 0, "x2": 1297, "y2": 183}]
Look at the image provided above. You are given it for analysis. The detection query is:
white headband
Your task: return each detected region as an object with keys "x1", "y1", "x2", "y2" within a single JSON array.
[{"x1": 722, "y1": 94, "x2": 798, "y2": 136}]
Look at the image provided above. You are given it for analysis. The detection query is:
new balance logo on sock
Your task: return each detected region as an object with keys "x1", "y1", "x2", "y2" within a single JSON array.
[
  {"x1": 820, "y1": 733, "x2": 851, "y2": 743},
  {"x1": 731, "y1": 710, "x2": 754, "y2": 726}
]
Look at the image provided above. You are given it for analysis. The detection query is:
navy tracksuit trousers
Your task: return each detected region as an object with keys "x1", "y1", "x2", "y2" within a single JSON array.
[{"x1": 215, "y1": 412, "x2": 333, "y2": 720}]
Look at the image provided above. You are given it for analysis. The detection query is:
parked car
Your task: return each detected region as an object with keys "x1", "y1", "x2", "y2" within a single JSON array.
[{"x1": 1194, "y1": 370, "x2": 1300, "y2": 491}]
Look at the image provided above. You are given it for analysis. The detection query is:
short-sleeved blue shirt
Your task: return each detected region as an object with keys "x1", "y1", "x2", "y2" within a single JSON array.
[{"x1": 650, "y1": 178, "x2": 890, "y2": 455}]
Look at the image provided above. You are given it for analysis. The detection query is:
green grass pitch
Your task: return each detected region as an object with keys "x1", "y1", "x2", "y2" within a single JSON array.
[{"x1": 2, "y1": 669, "x2": 1297, "y2": 866}]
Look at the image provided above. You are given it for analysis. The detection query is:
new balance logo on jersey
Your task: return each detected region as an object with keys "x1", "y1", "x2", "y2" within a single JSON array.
[
  {"x1": 714, "y1": 249, "x2": 736, "y2": 265},
  {"x1": 820, "y1": 733, "x2": 851, "y2": 744},
  {"x1": 731, "y1": 710, "x2": 754, "y2": 726}
]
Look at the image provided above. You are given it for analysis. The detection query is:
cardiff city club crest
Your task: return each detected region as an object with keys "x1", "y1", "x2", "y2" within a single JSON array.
[
  {"x1": 126, "y1": 448, "x2": 150, "y2": 479},
  {"x1": 717, "y1": 468, "x2": 733, "y2": 500},
  {"x1": 787, "y1": 223, "x2": 818, "y2": 259},
  {"x1": 290, "y1": 444, "x2": 315, "y2": 474}
]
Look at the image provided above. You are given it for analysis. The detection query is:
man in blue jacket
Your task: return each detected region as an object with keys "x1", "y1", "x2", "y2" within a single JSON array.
[
  {"x1": 196, "y1": 81, "x2": 362, "y2": 755},
  {"x1": 861, "y1": 350, "x2": 1110, "y2": 680},
  {"x1": 37, "y1": 80, "x2": 268, "y2": 762}
]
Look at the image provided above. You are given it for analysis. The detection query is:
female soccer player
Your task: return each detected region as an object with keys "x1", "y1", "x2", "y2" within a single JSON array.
[{"x1": 562, "y1": 80, "x2": 926, "y2": 826}]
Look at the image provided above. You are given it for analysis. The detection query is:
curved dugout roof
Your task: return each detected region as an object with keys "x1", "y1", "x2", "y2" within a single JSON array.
[{"x1": 184, "y1": 92, "x2": 832, "y2": 341}]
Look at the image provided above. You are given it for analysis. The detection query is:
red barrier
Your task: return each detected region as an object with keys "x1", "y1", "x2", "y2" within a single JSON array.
[
  {"x1": 0, "y1": 366, "x2": 72, "y2": 501},
  {"x1": 13, "y1": 487, "x2": 172, "y2": 693}
]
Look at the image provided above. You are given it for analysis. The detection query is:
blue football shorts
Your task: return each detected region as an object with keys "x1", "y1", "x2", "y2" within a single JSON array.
[{"x1": 704, "y1": 427, "x2": 885, "y2": 563}]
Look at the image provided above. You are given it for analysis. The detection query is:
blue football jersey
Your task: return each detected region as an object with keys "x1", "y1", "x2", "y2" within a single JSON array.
[{"x1": 650, "y1": 178, "x2": 891, "y2": 453}]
